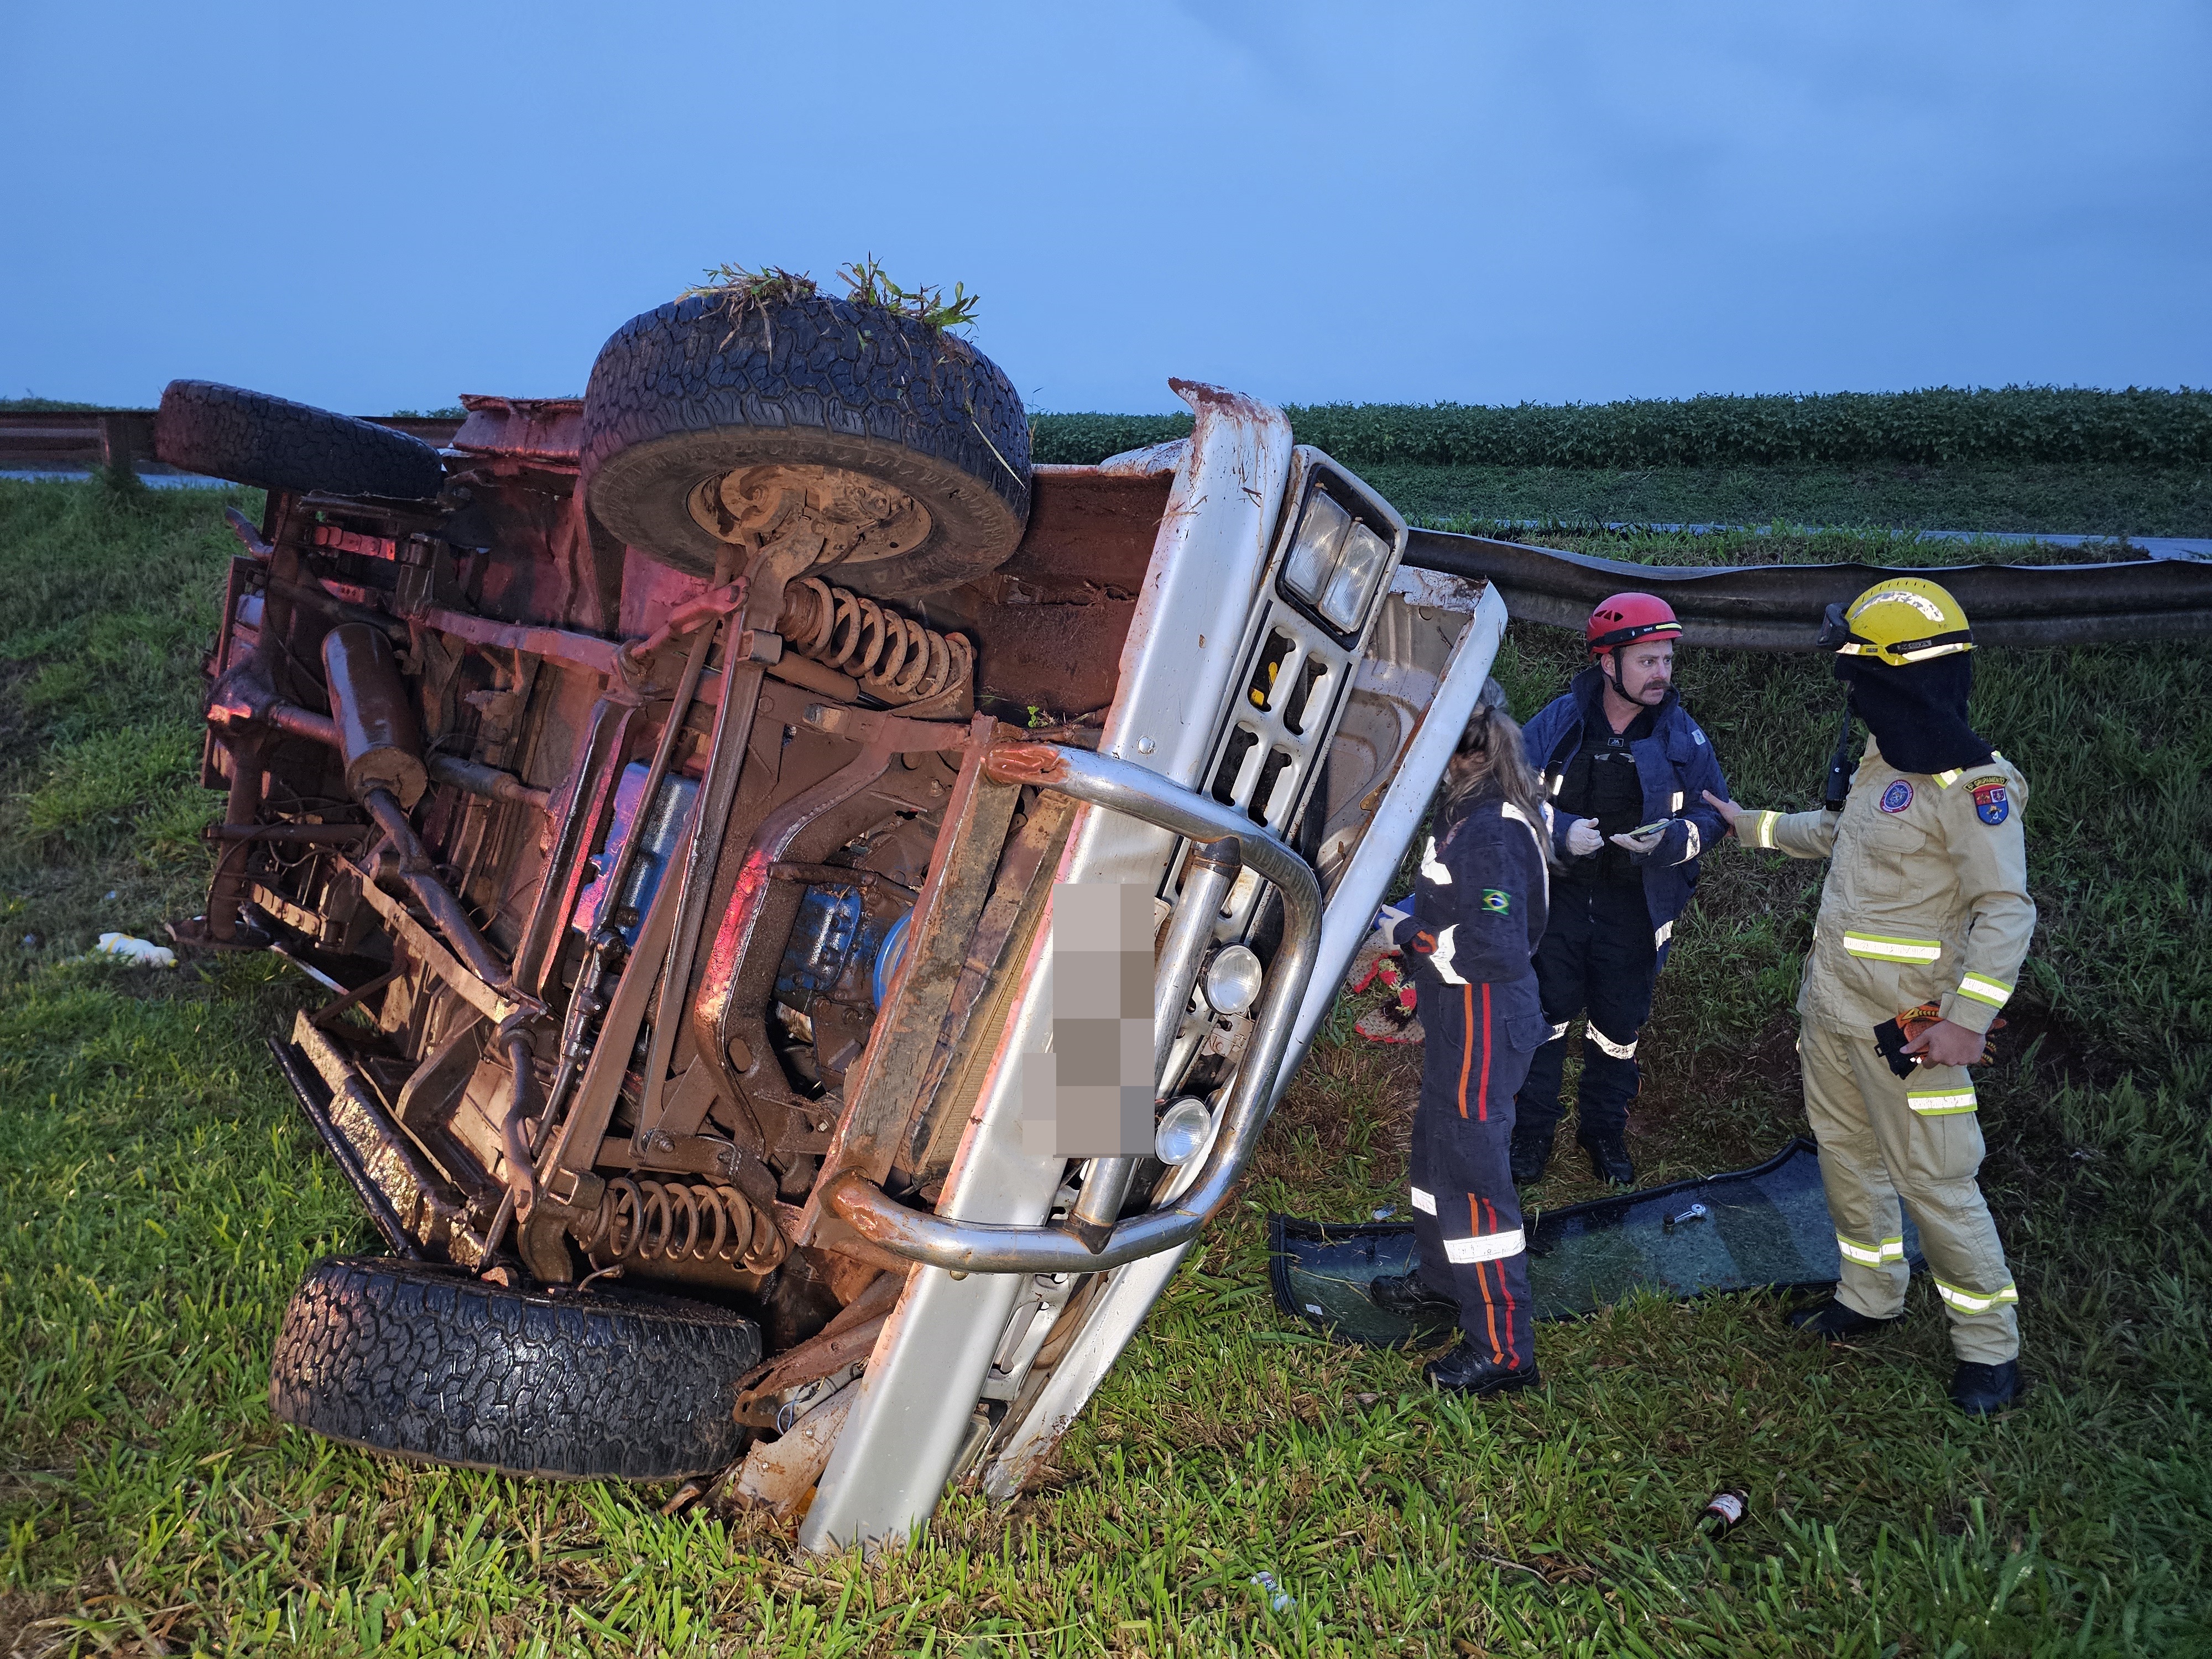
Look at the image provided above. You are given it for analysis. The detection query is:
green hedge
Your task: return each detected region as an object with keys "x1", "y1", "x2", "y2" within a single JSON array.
[{"x1": 1028, "y1": 387, "x2": 2212, "y2": 470}]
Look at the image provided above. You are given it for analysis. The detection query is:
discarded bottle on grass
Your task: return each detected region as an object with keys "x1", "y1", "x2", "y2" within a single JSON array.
[{"x1": 1698, "y1": 1489, "x2": 1748, "y2": 1535}]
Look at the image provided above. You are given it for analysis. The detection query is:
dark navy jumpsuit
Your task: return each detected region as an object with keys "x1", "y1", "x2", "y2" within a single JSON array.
[
  {"x1": 1516, "y1": 666, "x2": 1730, "y2": 1147},
  {"x1": 1402, "y1": 785, "x2": 1552, "y2": 1366}
]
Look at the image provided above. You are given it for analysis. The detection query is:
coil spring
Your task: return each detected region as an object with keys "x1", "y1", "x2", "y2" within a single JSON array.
[
  {"x1": 572, "y1": 1176, "x2": 787, "y2": 1273},
  {"x1": 784, "y1": 576, "x2": 973, "y2": 706}
]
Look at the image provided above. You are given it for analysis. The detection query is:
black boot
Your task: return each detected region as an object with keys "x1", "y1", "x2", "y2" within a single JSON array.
[
  {"x1": 1509, "y1": 1128, "x2": 1551, "y2": 1185},
  {"x1": 1580, "y1": 1133, "x2": 1635, "y2": 1186},
  {"x1": 1423, "y1": 1339, "x2": 1540, "y2": 1397},
  {"x1": 1369, "y1": 1272, "x2": 1458, "y2": 1333},
  {"x1": 1950, "y1": 1359, "x2": 2021, "y2": 1417},
  {"x1": 1787, "y1": 1298, "x2": 1898, "y2": 1343}
]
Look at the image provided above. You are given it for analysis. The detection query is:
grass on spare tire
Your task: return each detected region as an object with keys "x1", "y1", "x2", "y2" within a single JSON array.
[
  {"x1": 2, "y1": 475, "x2": 2208, "y2": 1653},
  {"x1": 579, "y1": 288, "x2": 1031, "y2": 592}
]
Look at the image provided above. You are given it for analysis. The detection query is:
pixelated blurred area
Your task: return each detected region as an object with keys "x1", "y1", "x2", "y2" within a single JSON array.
[{"x1": 1022, "y1": 881, "x2": 1155, "y2": 1157}]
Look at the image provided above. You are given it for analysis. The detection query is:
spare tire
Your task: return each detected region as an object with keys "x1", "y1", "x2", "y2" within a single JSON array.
[
  {"x1": 580, "y1": 294, "x2": 1030, "y2": 594},
  {"x1": 269, "y1": 1255, "x2": 759, "y2": 1480},
  {"x1": 155, "y1": 380, "x2": 446, "y2": 500}
]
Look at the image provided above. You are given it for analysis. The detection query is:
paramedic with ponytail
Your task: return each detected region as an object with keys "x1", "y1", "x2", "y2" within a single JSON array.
[{"x1": 1367, "y1": 702, "x2": 1554, "y2": 1397}]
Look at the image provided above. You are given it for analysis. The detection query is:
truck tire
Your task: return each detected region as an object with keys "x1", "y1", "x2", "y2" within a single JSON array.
[
  {"x1": 268, "y1": 1256, "x2": 759, "y2": 1481},
  {"x1": 580, "y1": 294, "x2": 1030, "y2": 594},
  {"x1": 155, "y1": 380, "x2": 446, "y2": 500}
]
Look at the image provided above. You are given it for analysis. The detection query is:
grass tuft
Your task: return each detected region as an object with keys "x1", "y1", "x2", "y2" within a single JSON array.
[
  {"x1": 680, "y1": 257, "x2": 983, "y2": 349},
  {"x1": 838, "y1": 256, "x2": 981, "y2": 335}
]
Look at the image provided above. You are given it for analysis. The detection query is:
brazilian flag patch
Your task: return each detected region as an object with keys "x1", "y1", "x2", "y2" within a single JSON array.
[{"x1": 1481, "y1": 888, "x2": 1511, "y2": 914}]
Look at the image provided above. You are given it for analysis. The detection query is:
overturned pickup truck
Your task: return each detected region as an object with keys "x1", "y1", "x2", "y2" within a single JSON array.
[{"x1": 162, "y1": 290, "x2": 1504, "y2": 1549}]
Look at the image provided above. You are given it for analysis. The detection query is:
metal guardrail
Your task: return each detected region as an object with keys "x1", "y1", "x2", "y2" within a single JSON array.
[
  {"x1": 12, "y1": 410, "x2": 2207, "y2": 649},
  {"x1": 1404, "y1": 526, "x2": 2212, "y2": 649}
]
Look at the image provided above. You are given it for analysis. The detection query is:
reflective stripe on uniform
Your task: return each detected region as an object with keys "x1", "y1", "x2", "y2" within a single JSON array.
[
  {"x1": 1933, "y1": 1275, "x2": 2018, "y2": 1313},
  {"x1": 1955, "y1": 972, "x2": 2014, "y2": 1009},
  {"x1": 1655, "y1": 921, "x2": 1673, "y2": 950},
  {"x1": 1745, "y1": 809, "x2": 1780, "y2": 850},
  {"x1": 1421, "y1": 836, "x2": 1452, "y2": 885},
  {"x1": 1410, "y1": 1186, "x2": 1437, "y2": 1215},
  {"x1": 1837, "y1": 1233, "x2": 1905, "y2": 1267},
  {"x1": 1443, "y1": 1227, "x2": 1526, "y2": 1264},
  {"x1": 1670, "y1": 790, "x2": 1684, "y2": 813},
  {"x1": 1587, "y1": 1026, "x2": 1637, "y2": 1060},
  {"x1": 1432, "y1": 924, "x2": 1467, "y2": 985},
  {"x1": 1907, "y1": 1084, "x2": 1977, "y2": 1115},
  {"x1": 1547, "y1": 1020, "x2": 1571, "y2": 1042},
  {"x1": 1677, "y1": 820, "x2": 1700, "y2": 864},
  {"x1": 1843, "y1": 931, "x2": 1943, "y2": 963},
  {"x1": 1499, "y1": 801, "x2": 1551, "y2": 908}
]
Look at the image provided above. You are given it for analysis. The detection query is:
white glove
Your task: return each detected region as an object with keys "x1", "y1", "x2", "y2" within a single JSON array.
[
  {"x1": 1566, "y1": 817, "x2": 1603, "y2": 857},
  {"x1": 1609, "y1": 824, "x2": 1667, "y2": 857},
  {"x1": 1371, "y1": 901, "x2": 1412, "y2": 949}
]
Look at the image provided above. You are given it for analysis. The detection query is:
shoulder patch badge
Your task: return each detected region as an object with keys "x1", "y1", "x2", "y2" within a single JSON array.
[
  {"x1": 1971, "y1": 778, "x2": 2010, "y2": 826},
  {"x1": 1481, "y1": 888, "x2": 1512, "y2": 914},
  {"x1": 1879, "y1": 780, "x2": 1914, "y2": 814}
]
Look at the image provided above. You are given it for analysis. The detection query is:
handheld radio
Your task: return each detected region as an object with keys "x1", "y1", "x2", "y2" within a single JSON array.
[{"x1": 1822, "y1": 702, "x2": 1855, "y2": 812}]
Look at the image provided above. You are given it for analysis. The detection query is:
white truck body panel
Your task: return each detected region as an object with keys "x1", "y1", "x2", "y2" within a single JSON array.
[{"x1": 800, "y1": 384, "x2": 1295, "y2": 1551}]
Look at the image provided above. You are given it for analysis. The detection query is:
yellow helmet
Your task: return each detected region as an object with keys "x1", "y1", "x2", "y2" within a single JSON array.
[{"x1": 1817, "y1": 577, "x2": 1974, "y2": 667}]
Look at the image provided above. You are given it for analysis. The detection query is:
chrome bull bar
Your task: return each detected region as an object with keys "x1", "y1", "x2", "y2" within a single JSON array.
[{"x1": 822, "y1": 739, "x2": 1323, "y2": 1275}]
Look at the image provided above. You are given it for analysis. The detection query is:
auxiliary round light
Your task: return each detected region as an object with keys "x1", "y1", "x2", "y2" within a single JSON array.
[
  {"x1": 1202, "y1": 945, "x2": 1264, "y2": 1015},
  {"x1": 1154, "y1": 1098, "x2": 1214, "y2": 1167}
]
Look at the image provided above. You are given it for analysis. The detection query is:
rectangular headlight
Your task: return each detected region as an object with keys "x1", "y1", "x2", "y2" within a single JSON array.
[
  {"x1": 1320, "y1": 519, "x2": 1390, "y2": 632},
  {"x1": 1281, "y1": 489, "x2": 1351, "y2": 609},
  {"x1": 1280, "y1": 484, "x2": 1389, "y2": 635}
]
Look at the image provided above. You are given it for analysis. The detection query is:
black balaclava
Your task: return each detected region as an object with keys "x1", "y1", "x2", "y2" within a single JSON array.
[{"x1": 1834, "y1": 653, "x2": 1994, "y2": 776}]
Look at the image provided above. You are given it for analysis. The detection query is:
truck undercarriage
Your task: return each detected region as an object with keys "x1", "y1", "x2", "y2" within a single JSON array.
[{"x1": 158, "y1": 294, "x2": 1504, "y2": 1548}]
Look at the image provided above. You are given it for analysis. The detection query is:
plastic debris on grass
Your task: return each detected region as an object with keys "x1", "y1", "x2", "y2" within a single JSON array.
[
  {"x1": 1248, "y1": 1572, "x2": 1295, "y2": 1613},
  {"x1": 94, "y1": 931, "x2": 175, "y2": 967}
]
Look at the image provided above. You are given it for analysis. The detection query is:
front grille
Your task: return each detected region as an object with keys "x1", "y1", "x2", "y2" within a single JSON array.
[{"x1": 1166, "y1": 448, "x2": 1407, "y2": 944}]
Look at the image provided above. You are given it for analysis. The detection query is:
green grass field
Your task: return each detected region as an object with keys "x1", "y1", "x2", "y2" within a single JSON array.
[
  {"x1": 1362, "y1": 463, "x2": 2212, "y2": 541},
  {"x1": 2, "y1": 477, "x2": 2208, "y2": 1655}
]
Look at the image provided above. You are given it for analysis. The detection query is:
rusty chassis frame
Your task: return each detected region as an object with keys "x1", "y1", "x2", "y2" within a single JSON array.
[{"x1": 819, "y1": 738, "x2": 1321, "y2": 1274}]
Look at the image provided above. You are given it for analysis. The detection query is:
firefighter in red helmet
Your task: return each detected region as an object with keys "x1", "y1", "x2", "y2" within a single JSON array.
[{"x1": 1511, "y1": 593, "x2": 1733, "y2": 1186}]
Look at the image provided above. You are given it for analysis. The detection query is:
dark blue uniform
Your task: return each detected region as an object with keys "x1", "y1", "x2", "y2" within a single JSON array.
[
  {"x1": 1402, "y1": 786, "x2": 1551, "y2": 1364},
  {"x1": 1515, "y1": 667, "x2": 1730, "y2": 1148}
]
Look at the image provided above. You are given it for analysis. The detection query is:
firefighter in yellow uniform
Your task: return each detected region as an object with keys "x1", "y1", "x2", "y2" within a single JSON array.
[{"x1": 1704, "y1": 577, "x2": 2031, "y2": 1416}]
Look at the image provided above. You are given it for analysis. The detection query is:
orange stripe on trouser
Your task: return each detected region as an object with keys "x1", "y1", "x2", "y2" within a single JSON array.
[
  {"x1": 1467, "y1": 1196, "x2": 1521, "y2": 1367},
  {"x1": 1489, "y1": 1198, "x2": 1519, "y2": 1366},
  {"x1": 1455, "y1": 984, "x2": 1475, "y2": 1117},
  {"x1": 1410, "y1": 977, "x2": 1538, "y2": 1369},
  {"x1": 1468, "y1": 1195, "x2": 1503, "y2": 1360},
  {"x1": 1458, "y1": 983, "x2": 1493, "y2": 1120}
]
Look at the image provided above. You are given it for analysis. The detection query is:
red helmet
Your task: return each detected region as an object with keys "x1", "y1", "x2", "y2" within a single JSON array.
[{"x1": 1585, "y1": 593, "x2": 1682, "y2": 654}]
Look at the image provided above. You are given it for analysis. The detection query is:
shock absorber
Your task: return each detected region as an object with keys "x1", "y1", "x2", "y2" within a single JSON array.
[
  {"x1": 779, "y1": 577, "x2": 973, "y2": 706},
  {"x1": 572, "y1": 1176, "x2": 787, "y2": 1274}
]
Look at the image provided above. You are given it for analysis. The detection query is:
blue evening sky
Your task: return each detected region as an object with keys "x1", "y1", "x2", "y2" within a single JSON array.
[{"x1": 4, "y1": 2, "x2": 2207, "y2": 415}]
